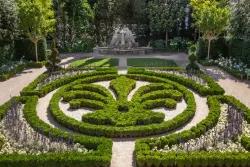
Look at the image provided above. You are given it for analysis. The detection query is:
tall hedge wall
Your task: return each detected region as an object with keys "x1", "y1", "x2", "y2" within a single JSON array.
[
  {"x1": 197, "y1": 37, "x2": 250, "y2": 67},
  {"x1": 197, "y1": 37, "x2": 228, "y2": 60},
  {"x1": 14, "y1": 37, "x2": 47, "y2": 61}
]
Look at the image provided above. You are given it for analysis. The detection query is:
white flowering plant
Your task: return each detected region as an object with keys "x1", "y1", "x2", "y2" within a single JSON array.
[
  {"x1": 206, "y1": 55, "x2": 248, "y2": 74},
  {"x1": 0, "y1": 57, "x2": 30, "y2": 75}
]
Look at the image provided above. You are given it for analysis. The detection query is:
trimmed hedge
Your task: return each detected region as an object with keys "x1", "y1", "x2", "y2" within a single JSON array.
[
  {"x1": 140, "y1": 90, "x2": 183, "y2": 103},
  {"x1": 137, "y1": 151, "x2": 250, "y2": 167},
  {"x1": 14, "y1": 37, "x2": 47, "y2": 61},
  {"x1": 20, "y1": 69, "x2": 118, "y2": 97},
  {"x1": 63, "y1": 90, "x2": 108, "y2": 104},
  {"x1": 110, "y1": 76, "x2": 136, "y2": 100},
  {"x1": 135, "y1": 95, "x2": 250, "y2": 167},
  {"x1": 128, "y1": 68, "x2": 225, "y2": 96},
  {"x1": 49, "y1": 73, "x2": 196, "y2": 137}
]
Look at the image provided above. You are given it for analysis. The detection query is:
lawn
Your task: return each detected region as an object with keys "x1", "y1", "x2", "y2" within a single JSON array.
[
  {"x1": 69, "y1": 58, "x2": 119, "y2": 67},
  {"x1": 127, "y1": 58, "x2": 178, "y2": 67}
]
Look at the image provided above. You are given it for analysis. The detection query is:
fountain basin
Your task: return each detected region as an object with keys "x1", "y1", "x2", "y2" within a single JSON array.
[{"x1": 93, "y1": 47, "x2": 153, "y2": 55}]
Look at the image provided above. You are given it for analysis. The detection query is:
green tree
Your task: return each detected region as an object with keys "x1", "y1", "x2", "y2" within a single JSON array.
[
  {"x1": 148, "y1": 0, "x2": 188, "y2": 47},
  {"x1": 0, "y1": 0, "x2": 18, "y2": 44},
  {"x1": 93, "y1": 0, "x2": 115, "y2": 45},
  {"x1": 191, "y1": 0, "x2": 231, "y2": 59},
  {"x1": 230, "y1": 0, "x2": 250, "y2": 39},
  {"x1": 18, "y1": 0, "x2": 56, "y2": 62},
  {"x1": 53, "y1": 0, "x2": 93, "y2": 51}
]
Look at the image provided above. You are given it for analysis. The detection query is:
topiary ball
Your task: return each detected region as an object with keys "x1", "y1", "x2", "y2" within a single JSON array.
[
  {"x1": 186, "y1": 63, "x2": 200, "y2": 71},
  {"x1": 190, "y1": 45, "x2": 196, "y2": 52},
  {"x1": 188, "y1": 53, "x2": 197, "y2": 64}
]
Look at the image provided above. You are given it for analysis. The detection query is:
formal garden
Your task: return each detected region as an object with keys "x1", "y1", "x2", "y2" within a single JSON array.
[{"x1": 1, "y1": 0, "x2": 250, "y2": 167}]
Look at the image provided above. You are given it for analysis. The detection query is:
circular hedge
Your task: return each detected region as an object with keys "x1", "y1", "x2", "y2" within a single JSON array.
[{"x1": 49, "y1": 74, "x2": 196, "y2": 138}]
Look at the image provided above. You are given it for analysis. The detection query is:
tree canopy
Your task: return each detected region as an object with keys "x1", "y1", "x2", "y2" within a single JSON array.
[
  {"x1": 0, "y1": 0, "x2": 19, "y2": 45},
  {"x1": 18, "y1": 0, "x2": 56, "y2": 62},
  {"x1": 230, "y1": 0, "x2": 250, "y2": 39},
  {"x1": 191, "y1": 0, "x2": 231, "y2": 59},
  {"x1": 148, "y1": 0, "x2": 188, "y2": 46}
]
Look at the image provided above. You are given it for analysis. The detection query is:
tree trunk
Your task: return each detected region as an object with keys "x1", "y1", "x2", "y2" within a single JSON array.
[
  {"x1": 207, "y1": 39, "x2": 211, "y2": 60},
  {"x1": 34, "y1": 41, "x2": 38, "y2": 62},
  {"x1": 165, "y1": 31, "x2": 169, "y2": 48}
]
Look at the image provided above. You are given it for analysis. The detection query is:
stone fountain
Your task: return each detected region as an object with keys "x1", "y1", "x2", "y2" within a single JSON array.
[{"x1": 93, "y1": 27, "x2": 153, "y2": 55}]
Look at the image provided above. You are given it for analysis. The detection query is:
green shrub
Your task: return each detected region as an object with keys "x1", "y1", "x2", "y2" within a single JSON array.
[
  {"x1": 128, "y1": 68, "x2": 224, "y2": 96},
  {"x1": 187, "y1": 47, "x2": 200, "y2": 71},
  {"x1": 45, "y1": 40, "x2": 61, "y2": 72},
  {"x1": 20, "y1": 69, "x2": 118, "y2": 97},
  {"x1": 14, "y1": 37, "x2": 47, "y2": 61},
  {"x1": 49, "y1": 73, "x2": 196, "y2": 137},
  {"x1": 188, "y1": 53, "x2": 197, "y2": 63},
  {"x1": 190, "y1": 45, "x2": 196, "y2": 52}
]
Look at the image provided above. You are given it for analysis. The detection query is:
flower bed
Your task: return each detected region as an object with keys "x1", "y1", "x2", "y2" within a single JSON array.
[
  {"x1": 0, "y1": 97, "x2": 112, "y2": 166},
  {"x1": 135, "y1": 95, "x2": 250, "y2": 167},
  {"x1": 0, "y1": 61, "x2": 45, "y2": 81},
  {"x1": 200, "y1": 57, "x2": 248, "y2": 79}
]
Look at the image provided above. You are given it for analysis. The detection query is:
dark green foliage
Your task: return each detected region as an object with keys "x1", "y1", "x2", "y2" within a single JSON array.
[
  {"x1": 45, "y1": 40, "x2": 61, "y2": 72},
  {"x1": 71, "y1": 38, "x2": 95, "y2": 52},
  {"x1": 231, "y1": 38, "x2": 250, "y2": 67},
  {"x1": 199, "y1": 37, "x2": 250, "y2": 69},
  {"x1": 197, "y1": 37, "x2": 228, "y2": 60},
  {"x1": 188, "y1": 53, "x2": 197, "y2": 63},
  {"x1": 230, "y1": 0, "x2": 250, "y2": 39},
  {"x1": 186, "y1": 63, "x2": 200, "y2": 71},
  {"x1": 0, "y1": 0, "x2": 18, "y2": 45},
  {"x1": 149, "y1": 39, "x2": 195, "y2": 52},
  {"x1": 186, "y1": 46, "x2": 200, "y2": 71},
  {"x1": 149, "y1": 40, "x2": 166, "y2": 51},
  {"x1": 14, "y1": 37, "x2": 47, "y2": 61}
]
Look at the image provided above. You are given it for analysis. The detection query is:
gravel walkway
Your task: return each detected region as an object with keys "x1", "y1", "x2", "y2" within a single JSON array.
[
  {"x1": 201, "y1": 66, "x2": 250, "y2": 108},
  {"x1": 0, "y1": 67, "x2": 46, "y2": 105},
  {"x1": 152, "y1": 99, "x2": 187, "y2": 121}
]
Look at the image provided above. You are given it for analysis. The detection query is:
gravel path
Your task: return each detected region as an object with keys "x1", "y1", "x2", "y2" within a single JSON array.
[
  {"x1": 36, "y1": 89, "x2": 76, "y2": 135},
  {"x1": 59, "y1": 100, "x2": 94, "y2": 121},
  {"x1": 201, "y1": 66, "x2": 250, "y2": 108},
  {"x1": 127, "y1": 81, "x2": 149, "y2": 101},
  {"x1": 0, "y1": 67, "x2": 46, "y2": 105},
  {"x1": 93, "y1": 81, "x2": 117, "y2": 100},
  {"x1": 111, "y1": 90, "x2": 209, "y2": 167},
  {"x1": 152, "y1": 99, "x2": 187, "y2": 121}
]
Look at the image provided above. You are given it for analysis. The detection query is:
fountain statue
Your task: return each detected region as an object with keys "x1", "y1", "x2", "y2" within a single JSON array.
[
  {"x1": 93, "y1": 27, "x2": 153, "y2": 55},
  {"x1": 110, "y1": 27, "x2": 138, "y2": 50}
]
